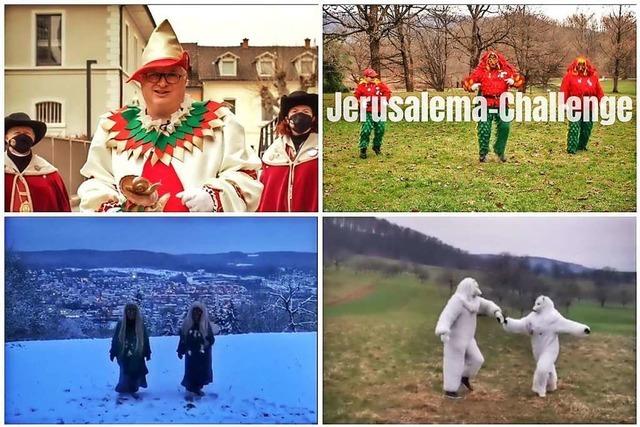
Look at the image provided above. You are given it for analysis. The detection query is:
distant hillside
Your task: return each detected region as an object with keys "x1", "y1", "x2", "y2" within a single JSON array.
[
  {"x1": 13, "y1": 250, "x2": 317, "y2": 275},
  {"x1": 324, "y1": 217, "x2": 634, "y2": 279},
  {"x1": 476, "y1": 254, "x2": 593, "y2": 275}
]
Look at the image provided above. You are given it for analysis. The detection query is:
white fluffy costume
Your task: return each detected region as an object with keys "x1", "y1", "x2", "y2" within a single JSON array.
[
  {"x1": 503, "y1": 295, "x2": 590, "y2": 397},
  {"x1": 435, "y1": 278, "x2": 504, "y2": 393}
]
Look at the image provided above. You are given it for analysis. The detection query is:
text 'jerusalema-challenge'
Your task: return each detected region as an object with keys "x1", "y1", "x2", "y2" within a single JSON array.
[{"x1": 326, "y1": 92, "x2": 634, "y2": 125}]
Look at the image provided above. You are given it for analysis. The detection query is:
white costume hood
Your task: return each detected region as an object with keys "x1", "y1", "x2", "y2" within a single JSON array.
[{"x1": 453, "y1": 277, "x2": 483, "y2": 313}]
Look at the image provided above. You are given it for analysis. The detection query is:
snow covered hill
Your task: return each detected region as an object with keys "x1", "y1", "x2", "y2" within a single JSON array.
[{"x1": 6, "y1": 333, "x2": 317, "y2": 424}]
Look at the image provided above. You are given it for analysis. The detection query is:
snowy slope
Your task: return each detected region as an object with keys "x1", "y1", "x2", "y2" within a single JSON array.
[{"x1": 6, "y1": 333, "x2": 317, "y2": 424}]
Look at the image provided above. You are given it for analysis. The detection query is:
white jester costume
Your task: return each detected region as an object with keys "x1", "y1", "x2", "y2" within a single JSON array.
[
  {"x1": 78, "y1": 20, "x2": 262, "y2": 212},
  {"x1": 503, "y1": 295, "x2": 590, "y2": 397},
  {"x1": 435, "y1": 278, "x2": 503, "y2": 393}
]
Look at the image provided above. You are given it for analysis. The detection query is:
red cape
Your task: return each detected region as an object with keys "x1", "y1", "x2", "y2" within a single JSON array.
[
  {"x1": 5, "y1": 154, "x2": 71, "y2": 212},
  {"x1": 258, "y1": 134, "x2": 318, "y2": 212}
]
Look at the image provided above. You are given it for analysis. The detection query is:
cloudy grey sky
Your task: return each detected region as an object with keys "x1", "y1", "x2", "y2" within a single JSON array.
[
  {"x1": 389, "y1": 216, "x2": 636, "y2": 271},
  {"x1": 149, "y1": 5, "x2": 319, "y2": 46},
  {"x1": 490, "y1": 4, "x2": 629, "y2": 22}
]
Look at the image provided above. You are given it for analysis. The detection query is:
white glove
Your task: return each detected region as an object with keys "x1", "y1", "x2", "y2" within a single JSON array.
[
  {"x1": 176, "y1": 188, "x2": 215, "y2": 212},
  {"x1": 471, "y1": 83, "x2": 481, "y2": 91},
  {"x1": 495, "y1": 311, "x2": 505, "y2": 324},
  {"x1": 439, "y1": 333, "x2": 450, "y2": 344},
  {"x1": 506, "y1": 78, "x2": 515, "y2": 86}
]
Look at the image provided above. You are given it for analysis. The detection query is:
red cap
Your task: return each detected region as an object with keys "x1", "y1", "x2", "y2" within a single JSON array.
[
  {"x1": 363, "y1": 68, "x2": 378, "y2": 78},
  {"x1": 127, "y1": 51, "x2": 190, "y2": 83}
]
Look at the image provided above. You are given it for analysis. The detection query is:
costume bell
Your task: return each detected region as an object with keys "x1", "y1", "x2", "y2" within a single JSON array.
[
  {"x1": 560, "y1": 57, "x2": 604, "y2": 154},
  {"x1": 78, "y1": 20, "x2": 262, "y2": 212},
  {"x1": 4, "y1": 113, "x2": 71, "y2": 212},
  {"x1": 463, "y1": 51, "x2": 524, "y2": 162},
  {"x1": 258, "y1": 91, "x2": 318, "y2": 212},
  {"x1": 354, "y1": 68, "x2": 391, "y2": 159}
]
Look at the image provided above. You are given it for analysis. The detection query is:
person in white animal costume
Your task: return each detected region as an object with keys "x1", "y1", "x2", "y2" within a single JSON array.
[
  {"x1": 435, "y1": 277, "x2": 505, "y2": 399},
  {"x1": 503, "y1": 295, "x2": 590, "y2": 397}
]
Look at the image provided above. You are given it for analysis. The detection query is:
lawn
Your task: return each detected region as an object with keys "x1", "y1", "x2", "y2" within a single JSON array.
[
  {"x1": 322, "y1": 79, "x2": 636, "y2": 212},
  {"x1": 323, "y1": 266, "x2": 636, "y2": 423}
]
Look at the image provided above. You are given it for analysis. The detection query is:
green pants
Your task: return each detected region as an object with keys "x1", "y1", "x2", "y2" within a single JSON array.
[
  {"x1": 359, "y1": 112, "x2": 386, "y2": 150},
  {"x1": 567, "y1": 119, "x2": 594, "y2": 153},
  {"x1": 477, "y1": 110, "x2": 510, "y2": 157}
]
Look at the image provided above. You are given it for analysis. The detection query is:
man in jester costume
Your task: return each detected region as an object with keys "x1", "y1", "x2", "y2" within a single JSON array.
[
  {"x1": 560, "y1": 57, "x2": 604, "y2": 154},
  {"x1": 463, "y1": 50, "x2": 524, "y2": 162},
  {"x1": 354, "y1": 68, "x2": 391, "y2": 159},
  {"x1": 78, "y1": 20, "x2": 262, "y2": 212}
]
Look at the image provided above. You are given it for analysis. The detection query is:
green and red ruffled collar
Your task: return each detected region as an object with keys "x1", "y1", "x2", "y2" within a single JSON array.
[{"x1": 102, "y1": 96, "x2": 228, "y2": 165}]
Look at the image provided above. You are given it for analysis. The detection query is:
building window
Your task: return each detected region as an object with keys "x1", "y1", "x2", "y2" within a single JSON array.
[
  {"x1": 35, "y1": 101, "x2": 63, "y2": 124},
  {"x1": 300, "y1": 58, "x2": 314, "y2": 75},
  {"x1": 223, "y1": 98, "x2": 236, "y2": 114},
  {"x1": 220, "y1": 59, "x2": 237, "y2": 76},
  {"x1": 36, "y1": 14, "x2": 62, "y2": 66},
  {"x1": 257, "y1": 59, "x2": 275, "y2": 77}
]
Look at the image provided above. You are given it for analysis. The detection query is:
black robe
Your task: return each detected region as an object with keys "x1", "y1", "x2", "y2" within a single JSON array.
[
  {"x1": 110, "y1": 320, "x2": 151, "y2": 393},
  {"x1": 177, "y1": 324, "x2": 214, "y2": 392}
]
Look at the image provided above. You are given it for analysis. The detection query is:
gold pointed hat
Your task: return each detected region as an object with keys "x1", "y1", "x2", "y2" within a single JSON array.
[{"x1": 128, "y1": 19, "x2": 190, "y2": 83}]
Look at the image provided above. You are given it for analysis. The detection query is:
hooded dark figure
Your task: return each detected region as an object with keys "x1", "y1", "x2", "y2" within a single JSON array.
[
  {"x1": 177, "y1": 302, "x2": 215, "y2": 395},
  {"x1": 109, "y1": 303, "x2": 151, "y2": 396}
]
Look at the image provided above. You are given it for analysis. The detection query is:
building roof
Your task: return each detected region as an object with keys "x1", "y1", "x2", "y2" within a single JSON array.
[
  {"x1": 124, "y1": 5, "x2": 156, "y2": 40},
  {"x1": 183, "y1": 41, "x2": 317, "y2": 83}
]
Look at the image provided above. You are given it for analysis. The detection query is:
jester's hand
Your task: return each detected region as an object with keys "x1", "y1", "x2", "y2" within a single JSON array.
[{"x1": 177, "y1": 188, "x2": 216, "y2": 212}]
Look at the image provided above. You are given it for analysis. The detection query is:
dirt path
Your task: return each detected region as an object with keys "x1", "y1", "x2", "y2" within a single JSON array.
[{"x1": 326, "y1": 284, "x2": 376, "y2": 307}]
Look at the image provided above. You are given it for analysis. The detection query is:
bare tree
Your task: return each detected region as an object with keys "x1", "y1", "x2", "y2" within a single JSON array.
[
  {"x1": 617, "y1": 286, "x2": 634, "y2": 308},
  {"x1": 564, "y1": 12, "x2": 600, "y2": 57},
  {"x1": 414, "y1": 6, "x2": 455, "y2": 91},
  {"x1": 602, "y1": 5, "x2": 636, "y2": 92},
  {"x1": 323, "y1": 5, "x2": 395, "y2": 74},
  {"x1": 255, "y1": 58, "x2": 290, "y2": 122},
  {"x1": 446, "y1": 5, "x2": 511, "y2": 71},
  {"x1": 555, "y1": 280, "x2": 580, "y2": 315},
  {"x1": 503, "y1": 6, "x2": 565, "y2": 91},
  {"x1": 262, "y1": 280, "x2": 317, "y2": 332},
  {"x1": 385, "y1": 5, "x2": 427, "y2": 91}
]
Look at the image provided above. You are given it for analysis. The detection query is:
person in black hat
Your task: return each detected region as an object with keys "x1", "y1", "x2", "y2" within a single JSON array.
[
  {"x1": 258, "y1": 90, "x2": 318, "y2": 212},
  {"x1": 5, "y1": 112, "x2": 71, "y2": 212}
]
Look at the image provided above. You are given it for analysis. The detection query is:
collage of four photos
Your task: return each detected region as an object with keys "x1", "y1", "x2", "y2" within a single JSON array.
[{"x1": 3, "y1": 1, "x2": 637, "y2": 424}]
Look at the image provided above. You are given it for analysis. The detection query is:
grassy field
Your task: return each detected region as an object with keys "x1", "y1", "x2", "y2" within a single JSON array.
[
  {"x1": 323, "y1": 266, "x2": 636, "y2": 423},
  {"x1": 323, "y1": 79, "x2": 636, "y2": 212}
]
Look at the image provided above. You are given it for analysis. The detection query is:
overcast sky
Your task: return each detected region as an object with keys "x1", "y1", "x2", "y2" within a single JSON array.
[
  {"x1": 6, "y1": 217, "x2": 317, "y2": 255},
  {"x1": 389, "y1": 216, "x2": 636, "y2": 271},
  {"x1": 494, "y1": 4, "x2": 629, "y2": 22},
  {"x1": 149, "y1": 5, "x2": 319, "y2": 46}
]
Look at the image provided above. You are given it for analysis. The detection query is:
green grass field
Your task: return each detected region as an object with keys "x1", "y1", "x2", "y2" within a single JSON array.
[
  {"x1": 323, "y1": 79, "x2": 636, "y2": 212},
  {"x1": 324, "y1": 266, "x2": 636, "y2": 423}
]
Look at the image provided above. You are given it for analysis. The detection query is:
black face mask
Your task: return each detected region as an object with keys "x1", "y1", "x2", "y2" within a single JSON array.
[
  {"x1": 9, "y1": 134, "x2": 34, "y2": 154},
  {"x1": 288, "y1": 113, "x2": 314, "y2": 134}
]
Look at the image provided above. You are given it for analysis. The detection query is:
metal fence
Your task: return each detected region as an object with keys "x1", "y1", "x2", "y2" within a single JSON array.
[
  {"x1": 258, "y1": 118, "x2": 278, "y2": 157},
  {"x1": 32, "y1": 136, "x2": 90, "y2": 207}
]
